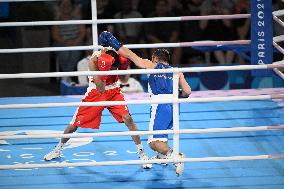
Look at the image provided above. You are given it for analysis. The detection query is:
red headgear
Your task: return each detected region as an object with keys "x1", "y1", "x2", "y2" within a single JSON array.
[{"x1": 98, "y1": 53, "x2": 115, "y2": 71}]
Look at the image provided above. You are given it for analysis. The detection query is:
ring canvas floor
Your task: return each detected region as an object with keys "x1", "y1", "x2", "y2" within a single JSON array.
[{"x1": 0, "y1": 88, "x2": 284, "y2": 189}]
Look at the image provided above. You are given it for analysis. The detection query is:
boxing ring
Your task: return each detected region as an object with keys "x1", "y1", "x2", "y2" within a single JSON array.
[{"x1": 1, "y1": 0, "x2": 284, "y2": 188}]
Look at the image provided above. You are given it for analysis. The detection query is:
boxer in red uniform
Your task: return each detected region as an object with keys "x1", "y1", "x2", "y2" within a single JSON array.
[{"x1": 44, "y1": 47, "x2": 151, "y2": 169}]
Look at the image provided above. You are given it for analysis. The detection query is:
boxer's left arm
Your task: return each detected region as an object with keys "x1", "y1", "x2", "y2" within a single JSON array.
[
  {"x1": 89, "y1": 53, "x2": 106, "y2": 93},
  {"x1": 99, "y1": 31, "x2": 155, "y2": 69},
  {"x1": 118, "y1": 46, "x2": 155, "y2": 69},
  {"x1": 178, "y1": 73, "x2": 191, "y2": 98}
]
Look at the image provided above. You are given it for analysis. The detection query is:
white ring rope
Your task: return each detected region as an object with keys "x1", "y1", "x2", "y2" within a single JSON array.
[
  {"x1": 272, "y1": 60, "x2": 284, "y2": 80},
  {"x1": 0, "y1": 94, "x2": 283, "y2": 109},
  {"x1": 273, "y1": 41, "x2": 284, "y2": 56},
  {"x1": 1, "y1": 154, "x2": 284, "y2": 170},
  {"x1": 272, "y1": 60, "x2": 284, "y2": 65},
  {"x1": 273, "y1": 35, "x2": 284, "y2": 43},
  {"x1": 1, "y1": 0, "x2": 55, "y2": 1},
  {"x1": 0, "y1": 14, "x2": 250, "y2": 27},
  {"x1": 273, "y1": 10, "x2": 284, "y2": 17},
  {"x1": 273, "y1": 68, "x2": 284, "y2": 80},
  {"x1": 0, "y1": 126, "x2": 283, "y2": 140},
  {"x1": 1, "y1": 64, "x2": 283, "y2": 79},
  {"x1": 273, "y1": 15, "x2": 284, "y2": 28},
  {"x1": 273, "y1": 10, "x2": 284, "y2": 27},
  {"x1": 0, "y1": 40, "x2": 251, "y2": 53}
]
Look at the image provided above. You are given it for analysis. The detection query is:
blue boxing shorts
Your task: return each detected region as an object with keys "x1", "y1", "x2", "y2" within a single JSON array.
[{"x1": 148, "y1": 94, "x2": 173, "y2": 144}]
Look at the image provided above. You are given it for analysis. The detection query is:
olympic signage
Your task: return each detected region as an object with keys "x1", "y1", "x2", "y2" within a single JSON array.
[{"x1": 250, "y1": 0, "x2": 273, "y2": 76}]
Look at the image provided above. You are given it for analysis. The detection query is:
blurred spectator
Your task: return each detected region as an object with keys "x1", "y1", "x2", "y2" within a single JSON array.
[
  {"x1": 97, "y1": 0, "x2": 114, "y2": 34},
  {"x1": 113, "y1": 0, "x2": 147, "y2": 62},
  {"x1": 77, "y1": 27, "x2": 93, "y2": 86},
  {"x1": 136, "y1": 0, "x2": 156, "y2": 17},
  {"x1": 131, "y1": 0, "x2": 141, "y2": 11},
  {"x1": 106, "y1": 0, "x2": 122, "y2": 16},
  {"x1": 234, "y1": 0, "x2": 250, "y2": 64},
  {"x1": 235, "y1": 0, "x2": 250, "y2": 39},
  {"x1": 51, "y1": 0, "x2": 86, "y2": 82},
  {"x1": 200, "y1": 0, "x2": 237, "y2": 64},
  {"x1": 181, "y1": 0, "x2": 205, "y2": 64},
  {"x1": 77, "y1": 0, "x2": 91, "y2": 23},
  {"x1": 118, "y1": 74, "x2": 144, "y2": 93},
  {"x1": 77, "y1": 55, "x2": 89, "y2": 86},
  {"x1": 114, "y1": 0, "x2": 143, "y2": 44},
  {"x1": 145, "y1": 0, "x2": 181, "y2": 65},
  {"x1": 13, "y1": 2, "x2": 54, "y2": 22},
  {"x1": 168, "y1": 0, "x2": 183, "y2": 16}
]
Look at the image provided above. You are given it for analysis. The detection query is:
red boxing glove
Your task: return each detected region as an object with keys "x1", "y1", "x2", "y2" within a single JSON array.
[
  {"x1": 98, "y1": 53, "x2": 114, "y2": 81},
  {"x1": 118, "y1": 55, "x2": 129, "y2": 70}
]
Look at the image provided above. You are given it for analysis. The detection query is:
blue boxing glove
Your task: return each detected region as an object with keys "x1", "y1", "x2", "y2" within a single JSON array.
[
  {"x1": 99, "y1": 31, "x2": 122, "y2": 51},
  {"x1": 108, "y1": 34, "x2": 122, "y2": 51},
  {"x1": 98, "y1": 31, "x2": 108, "y2": 47}
]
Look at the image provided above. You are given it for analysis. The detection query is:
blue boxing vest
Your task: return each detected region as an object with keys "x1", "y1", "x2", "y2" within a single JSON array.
[
  {"x1": 148, "y1": 63, "x2": 174, "y2": 141},
  {"x1": 148, "y1": 63, "x2": 173, "y2": 95}
]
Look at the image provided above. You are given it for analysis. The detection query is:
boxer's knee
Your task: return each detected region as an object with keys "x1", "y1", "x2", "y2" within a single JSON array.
[
  {"x1": 149, "y1": 141, "x2": 169, "y2": 155},
  {"x1": 123, "y1": 114, "x2": 137, "y2": 131},
  {"x1": 122, "y1": 114, "x2": 133, "y2": 124}
]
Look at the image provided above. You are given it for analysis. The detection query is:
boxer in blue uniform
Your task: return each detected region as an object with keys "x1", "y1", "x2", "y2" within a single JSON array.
[
  {"x1": 148, "y1": 54, "x2": 174, "y2": 143},
  {"x1": 99, "y1": 31, "x2": 191, "y2": 176}
]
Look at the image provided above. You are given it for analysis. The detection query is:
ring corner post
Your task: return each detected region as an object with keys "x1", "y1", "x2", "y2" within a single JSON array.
[
  {"x1": 172, "y1": 68, "x2": 180, "y2": 160},
  {"x1": 91, "y1": 0, "x2": 98, "y2": 51}
]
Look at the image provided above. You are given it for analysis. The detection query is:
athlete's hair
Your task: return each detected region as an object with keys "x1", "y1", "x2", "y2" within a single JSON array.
[
  {"x1": 152, "y1": 48, "x2": 171, "y2": 63},
  {"x1": 105, "y1": 49, "x2": 120, "y2": 68}
]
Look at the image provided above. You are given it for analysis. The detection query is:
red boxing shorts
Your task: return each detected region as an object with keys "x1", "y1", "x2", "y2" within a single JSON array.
[{"x1": 70, "y1": 87, "x2": 129, "y2": 129}]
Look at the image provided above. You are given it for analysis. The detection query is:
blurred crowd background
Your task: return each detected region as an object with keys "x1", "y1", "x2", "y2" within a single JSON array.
[{"x1": 0, "y1": 0, "x2": 283, "y2": 96}]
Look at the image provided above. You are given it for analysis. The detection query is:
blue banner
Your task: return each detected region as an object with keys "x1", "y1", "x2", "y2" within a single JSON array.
[
  {"x1": 250, "y1": 0, "x2": 273, "y2": 76},
  {"x1": 0, "y1": 3, "x2": 9, "y2": 18}
]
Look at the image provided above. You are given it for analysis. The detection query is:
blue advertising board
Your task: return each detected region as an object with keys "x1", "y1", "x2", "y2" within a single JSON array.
[{"x1": 250, "y1": 0, "x2": 273, "y2": 76}]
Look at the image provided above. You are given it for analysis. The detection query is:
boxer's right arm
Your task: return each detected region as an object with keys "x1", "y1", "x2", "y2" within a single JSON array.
[{"x1": 89, "y1": 54, "x2": 106, "y2": 93}]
